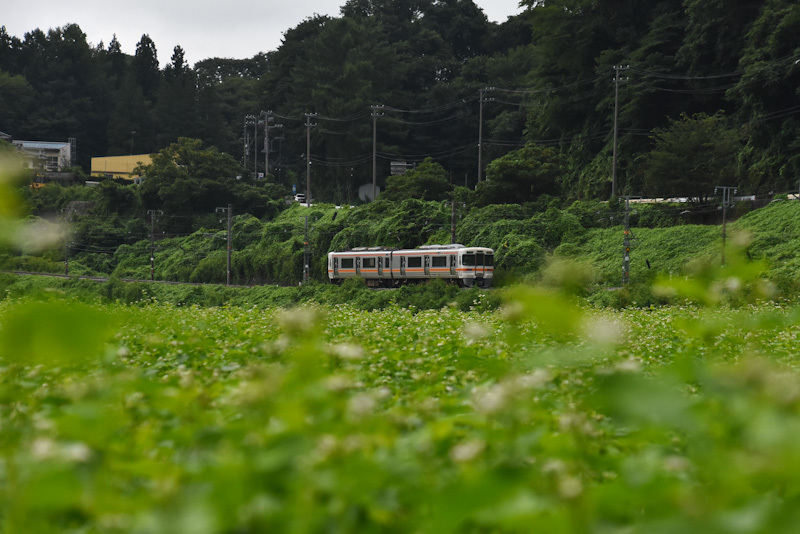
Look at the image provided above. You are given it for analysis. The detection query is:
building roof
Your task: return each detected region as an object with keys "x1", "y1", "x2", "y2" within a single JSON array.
[{"x1": 12, "y1": 140, "x2": 69, "y2": 150}]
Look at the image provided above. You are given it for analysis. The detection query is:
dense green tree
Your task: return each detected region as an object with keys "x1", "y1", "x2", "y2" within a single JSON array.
[
  {"x1": 476, "y1": 143, "x2": 567, "y2": 206},
  {"x1": 105, "y1": 35, "x2": 127, "y2": 89},
  {"x1": 678, "y1": 0, "x2": 763, "y2": 76},
  {"x1": 107, "y1": 70, "x2": 152, "y2": 155},
  {"x1": 0, "y1": 70, "x2": 34, "y2": 130},
  {"x1": 383, "y1": 158, "x2": 453, "y2": 201},
  {"x1": 94, "y1": 180, "x2": 142, "y2": 217},
  {"x1": 727, "y1": 0, "x2": 800, "y2": 193},
  {"x1": 195, "y1": 58, "x2": 261, "y2": 158},
  {"x1": 5, "y1": 1, "x2": 799, "y2": 206},
  {"x1": 133, "y1": 34, "x2": 160, "y2": 102},
  {"x1": 642, "y1": 112, "x2": 742, "y2": 203},
  {"x1": 11, "y1": 25, "x2": 110, "y2": 167},
  {"x1": 0, "y1": 26, "x2": 22, "y2": 73},
  {"x1": 155, "y1": 46, "x2": 199, "y2": 148},
  {"x1": 423, "y1": 0, "x2": 489, "y2": 61},
  {"x1": 140, "y1": 138, "x2": 238, "y2": 202},
  {"x1": 136, "y1": 138, "x2": 256, "y2": 231},
  {"x1": 287, "y1": 16, "x2": 405, "y2": 203},
  {"x1": 260, "y1": 15, "x2": 332, "y2": 112}
]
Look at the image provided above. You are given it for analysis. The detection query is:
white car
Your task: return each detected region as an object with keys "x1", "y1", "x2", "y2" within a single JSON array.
[{"x1": 294, "y1": 194, "x2": 306, "y2": 203}]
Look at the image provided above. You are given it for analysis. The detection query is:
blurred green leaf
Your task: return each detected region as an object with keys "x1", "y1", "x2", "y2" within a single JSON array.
[{"x1": 0, "y1": 301, "x2": 118, "y2": 365}]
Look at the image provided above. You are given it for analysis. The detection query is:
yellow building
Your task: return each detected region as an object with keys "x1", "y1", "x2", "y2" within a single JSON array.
[{"x1": 91, "y1": 154, "x2": 152, "y2": 180}]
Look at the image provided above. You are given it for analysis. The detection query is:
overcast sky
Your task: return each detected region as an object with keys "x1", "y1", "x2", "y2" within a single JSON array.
[{"x1": 3, "y1": 0, "x2": 524, "y2": 66}]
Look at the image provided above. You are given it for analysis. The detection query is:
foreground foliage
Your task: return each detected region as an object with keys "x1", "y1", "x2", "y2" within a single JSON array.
[{"x1": 2, "y1": 283, "x2": 800, "y2": 532}]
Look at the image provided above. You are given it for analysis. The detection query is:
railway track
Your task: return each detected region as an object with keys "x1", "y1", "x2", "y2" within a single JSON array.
[{"x1": 1, "y1": 270, "x2": 253, "y2": 288}]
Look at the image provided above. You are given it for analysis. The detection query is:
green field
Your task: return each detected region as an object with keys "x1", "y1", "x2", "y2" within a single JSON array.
[{"x1": 3, "y1": 283, "x2": 800, "y2": 533}]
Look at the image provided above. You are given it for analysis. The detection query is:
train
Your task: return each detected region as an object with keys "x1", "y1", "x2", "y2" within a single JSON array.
[{"x1": 327, "y1": 244, "x2": 494, "y2": 288}]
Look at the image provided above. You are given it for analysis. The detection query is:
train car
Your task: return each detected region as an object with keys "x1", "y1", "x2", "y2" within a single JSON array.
[{"x1": 327, "y1": 244, "x2": 493, "y2": 288}]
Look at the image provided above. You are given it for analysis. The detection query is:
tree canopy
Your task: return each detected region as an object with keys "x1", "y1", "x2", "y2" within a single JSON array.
[
  {"x1": 642, "y1": 112, "x2": 742, "y2": 203},
  {"x1": 383, "y1": 158, "x2": 453, "y2": 201},
  {"x1": 0, "y1": 0, "x2": 798, "y2": 204}
]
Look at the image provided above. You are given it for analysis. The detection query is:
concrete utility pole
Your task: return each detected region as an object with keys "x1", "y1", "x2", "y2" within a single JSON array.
[
  {"x1": 371, "y1": 105, "x2": 384, "y2": 202},
  {"x1": 302, "y1": 215, "x2": 310, "y2": 284},
  {"x1": 612, "y1": 65, "x2": 629, "y2": 199},
  {"x1": 61, "y1": 207, "x2": 71, "y2": 275},
  {"x1": 451, "y1": 200, "x2": 457, "y2": 244},
  {"x1": 715, "y1": 186, "x2": 737, "y2": 266},
  {"x1": 253, "y1": 115, "x2": 259, "y2": 178},
  {"x1": 305, "y1": 113, "x2": 316, "y2": 205},
  {"x1": 263, "y1": 111, "x2": 283, "y2": 180},
  {"x1": 147, "y1": 209, "x2": 163, "y2": 281},
  {"x1": 244, "y1": 115, "x2": 257, "y2": 171},
  {"x1": 622, "y1": 195, "x2": 641, "y2": 286},
  {"x1": 216, "y1": 205, "x2": 232, "y2": 285},
  {"x1": 477, "y1": 87, "x2": 493, "y2": 183},
  {"x1": 264, "y1": 111, "x2": 269, "y2": 178},
  {"x1": 243, "y1": 116, "x2": 248, "y2": 169}
]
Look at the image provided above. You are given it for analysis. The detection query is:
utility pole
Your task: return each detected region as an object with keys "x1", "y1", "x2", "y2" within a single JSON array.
[
  {"x1": 622, "y1": 195, "x2": 641, "y2": 286},
  {"x1": 130, "y1": 131, "x2": 136, "y2": 155},
  {"x1": 302, "y1": 215, "x2": 310, "y2": 284},
  {"x1": 612, "y1": 65, "x2": 629, "y2": 199},
  {"x1": 244, "y1": 115, "x2": 257, "y2": 171},
  {"x1": 371, "y1": 105, "x2": 384, "y2": 202},
  {"x1": 243, "y1": 116, "x2": 248, "y2": 170},
  {"x1": 263, "y1": 111, "x2": 283, "y2": 180},
  {"x1": 305, "y1": 113, "x2": 316, "y2": 205},
  {"x1": 477, "y1": 87, "x2": 493, "y2": 184},
  {"x1": 451, "y1": 199, "x2": 457, "y2": 244},
  {"x1": 216, "y1": 205, "x2": 232, "y2": 285},
  {"x1": 253, "y1": 115, "x2": 259, "y2": 179},
  {"x1": 715, "y1": 186, "x2": 737, "y2": 266},
  {"x1": 61, "y1": 207, "x2": 71, "y2": 275},
  {"x1": 147, "y1": 209, "x2": 163, "y2": 281},
  {"x1": 264, "y1": 111, "x2": 270, "y2": 179}
]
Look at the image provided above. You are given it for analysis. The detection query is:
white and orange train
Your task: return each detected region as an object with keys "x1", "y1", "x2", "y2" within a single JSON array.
[{"x1": 327, "y1": 244, "x2": 494, "y2": 288}]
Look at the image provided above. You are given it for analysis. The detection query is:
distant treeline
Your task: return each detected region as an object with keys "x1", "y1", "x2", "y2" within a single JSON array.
[{"x1": 1, "y1": 0, "x2": 798, "y2": 203}]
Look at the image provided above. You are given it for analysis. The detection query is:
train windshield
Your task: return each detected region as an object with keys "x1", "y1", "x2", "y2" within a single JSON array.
[{"x1": 463, "y1": 251, "x2": 492, "y2": 266}]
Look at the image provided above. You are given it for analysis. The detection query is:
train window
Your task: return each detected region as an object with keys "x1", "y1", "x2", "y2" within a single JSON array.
[
  {"x1": 462, "y1": 254, "x2": 475, "y2": 266},
  {"x1": 408, "y1": 257, "x2": 422, "y2": 268},
  {"x1": 476, "y1": 252, "x2": 484, "y2": 266},
  {"x1": 363, "y1": 257, "x2": 376, "y2": 268},
  {"x1": 341, "y1": 258, "x2": 354, "y2": 269},
  {"x1": 485, "y1": 254, "x2": 494, "y2": 266},
  {"x1": 431, "y1": 256, "x2": 447, "y2": 268}
]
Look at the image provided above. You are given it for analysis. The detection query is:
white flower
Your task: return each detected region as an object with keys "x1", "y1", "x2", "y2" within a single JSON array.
[
  {"x1": 62, "y1": 442, "x2": 93, "y2": 463},
  {"x1": 450, "y1": 440, "x2": 486, "y2": 463},
  {"x1": 463, "y1": 322, "x2": 489, "y2": 343},
  {"x1": 582, "y1": 316, "x2": 624, "y2": 346},
  {"x1": 347, "y1": 393, "x2": 377, "y2": 419},
  {"x1": 32, "y1": 437, "x2": 57, "y2": 459},
  {"x1": 558, "y1": 476, "x2": 583, "y2": 499},
  {"x1": 330, "y1": 343, "x2": 365, "y2": 361},
  {"x1": 472, "y1": 383, "x2": 509, "y2": 414}
]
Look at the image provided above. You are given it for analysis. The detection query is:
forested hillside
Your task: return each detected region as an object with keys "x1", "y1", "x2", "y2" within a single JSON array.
[{"x1": 1, "y1": 0, "x2": 798, "y2": 203}]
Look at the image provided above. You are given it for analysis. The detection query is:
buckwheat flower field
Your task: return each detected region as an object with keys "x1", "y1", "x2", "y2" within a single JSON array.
[{"x1": 2, "y1": 287, "x2": 800, "y2": 533}]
